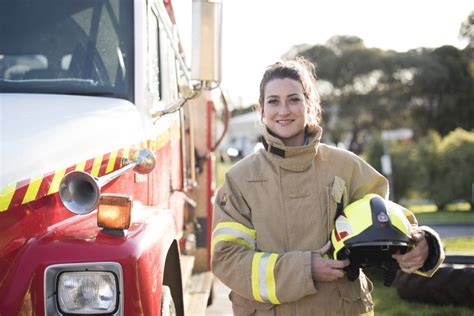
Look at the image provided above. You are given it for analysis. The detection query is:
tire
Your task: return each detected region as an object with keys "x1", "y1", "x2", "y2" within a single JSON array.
[
  {"x1": 395, "y1": 265, "x2": 474, "y2": 308},
  {"x1": 161, "y1": 285, "x2": 177, "y2": 316}
]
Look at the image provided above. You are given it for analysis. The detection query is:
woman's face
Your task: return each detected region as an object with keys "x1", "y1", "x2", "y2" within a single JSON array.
[{"x1": 262, "y1": 78, "x2": 307, "y2": 147}]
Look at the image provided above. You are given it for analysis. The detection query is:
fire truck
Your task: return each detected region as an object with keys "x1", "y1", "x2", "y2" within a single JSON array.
[{"x1": 0, "y1": 0, "x2": 227, "y2": 315}]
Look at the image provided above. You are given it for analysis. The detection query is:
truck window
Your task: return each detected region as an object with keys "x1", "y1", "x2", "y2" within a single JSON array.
[{"x1": 0, "y1": 0, "x2": 134, "y2": 101}]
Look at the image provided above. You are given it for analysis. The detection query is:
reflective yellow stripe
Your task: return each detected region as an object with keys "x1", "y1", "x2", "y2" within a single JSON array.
[
  {"x1": 252, "y1": 253, "x2": 264, "y2": 303},
  {"x1": 360, "y1": 310, "x2": 374, "y2": 316},
  {"x1": 48, "y1": 169, "x2": 66, "y2": 195},
  {"x1": 106, "y1": 151, "x2": 118, "y2": 174},
  {"x1": 266, "y1": 253, "x2": 280, "y2": 304},
  {"x1": 22, "y1": 176, "x2": 43, "y2": 204},
  {"x1": 90, "y1": 155, "x2": 103, "y2": 177},
  {"x1": 211, "y1": 234, "x2": 254, "y2": 253},
  {"x1": 75, "y1": 161, "x2": 86, "y2": 171},
  {"x1": 214, "y1": 222, "x2": 256, "y2": 238},
  {"x1": 0, "y1": 183, "x2": 16, "y2": 212},
  {"x1": 251, "y1": 252, "x2": 280, "y2": 304}
]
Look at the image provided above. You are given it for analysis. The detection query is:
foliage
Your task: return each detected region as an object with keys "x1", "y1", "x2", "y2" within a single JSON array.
[
  {"x1": 428, "y1": 129, "x2": 474, "y2": 206},
  {"x1": 364, "y1": 129, "x2": 474, "y2": 205},
  {"x1": 290, "y1": 16, "x2": 474, "y2": 153}
]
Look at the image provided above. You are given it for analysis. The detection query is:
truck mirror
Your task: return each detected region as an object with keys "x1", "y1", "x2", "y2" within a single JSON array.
[{"x1": 191, "y1": 0, "x2": 222, "y2": 85}]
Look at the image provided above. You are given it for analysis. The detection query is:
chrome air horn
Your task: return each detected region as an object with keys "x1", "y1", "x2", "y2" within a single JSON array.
[{"x1": 59, "y1": 148, "x2": 156, "y2": 214}]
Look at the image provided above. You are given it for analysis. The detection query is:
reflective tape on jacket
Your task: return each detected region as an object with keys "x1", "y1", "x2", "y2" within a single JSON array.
[
  {"x1": 252, "y1": 252, "x2": 280, "y2": 305},
  {"x1": 211, "y1": 222, "x2": 256, "y2": 252}
]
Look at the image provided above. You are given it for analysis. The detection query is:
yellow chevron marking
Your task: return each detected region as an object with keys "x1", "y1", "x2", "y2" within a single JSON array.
[
  {"x1": 106, "y1": 151, "x2": 118, "y2": 174},
  {"x1": 48, "y1": 169, "x2": 66, "y2": 195},
  {"x1": 0, "y1": 183, "x2": 16, "y2": 212},
  {"x1": 75, "y1": 160, "x2": 86, "y2": 171},
  {"x1": 90, "y1": 155, "x2": 103, "y2": 177},
  {"x1": 22, "y1": 176, "x2": 43, "y2": 204}
]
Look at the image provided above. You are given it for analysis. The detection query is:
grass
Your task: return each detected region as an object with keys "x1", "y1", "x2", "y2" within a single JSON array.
[
  {"x1": 443, "y1": 237, "x2": 474, "y2": 254},
  {"x1": 415, "y1": 211, "x2": 474, "y2": 225},
  {"x1": 367, "y1": 268, "x2": 473, "y2": 316}
]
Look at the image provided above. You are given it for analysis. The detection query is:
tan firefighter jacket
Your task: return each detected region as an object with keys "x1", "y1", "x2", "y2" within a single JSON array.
[{"x1": 211, "y1": 125, "x2": 444, "y2": 316}]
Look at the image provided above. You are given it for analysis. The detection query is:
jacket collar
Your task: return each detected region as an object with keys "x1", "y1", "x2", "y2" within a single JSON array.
[{"x1": 259, "y1": 124, "x2": 323, "y2": 172}]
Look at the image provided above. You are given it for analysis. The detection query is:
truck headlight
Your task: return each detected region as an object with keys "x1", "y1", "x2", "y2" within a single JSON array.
[
  {"x1": 58, "y1": 271, "x2": 117, "y2": 314},
  {"x1": 45, "y1": 262, "x2": 123, "y2": 315}
]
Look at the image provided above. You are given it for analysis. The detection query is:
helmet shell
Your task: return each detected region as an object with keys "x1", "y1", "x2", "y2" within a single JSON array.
[{"x1": 330, "y1": 194, "x2": 413, "y2": 260}]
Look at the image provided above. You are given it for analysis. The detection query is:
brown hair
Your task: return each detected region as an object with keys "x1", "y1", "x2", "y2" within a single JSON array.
[{"x1": 258, "y1": 57, "x2": 322, "y2": 129}]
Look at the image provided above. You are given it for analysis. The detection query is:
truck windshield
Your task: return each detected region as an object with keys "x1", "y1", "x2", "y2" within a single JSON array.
[{"x1": 0, "y1": 0, "x2": 134, "y2": 101}]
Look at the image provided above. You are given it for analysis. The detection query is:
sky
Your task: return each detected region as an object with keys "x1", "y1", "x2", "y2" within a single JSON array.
[{"x1": 176, "y1": 0, "x2": 473, "y2": 106}]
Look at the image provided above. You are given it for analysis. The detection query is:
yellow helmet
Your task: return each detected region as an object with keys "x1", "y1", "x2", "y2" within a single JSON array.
[{"x1": 329, "y1": 194, "x2": 414, "y2": 286}]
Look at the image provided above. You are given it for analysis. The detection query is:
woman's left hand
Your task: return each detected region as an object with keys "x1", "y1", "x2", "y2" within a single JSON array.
[{"x1": 392, "y1": 229, "x2": 429, "y2": 274}]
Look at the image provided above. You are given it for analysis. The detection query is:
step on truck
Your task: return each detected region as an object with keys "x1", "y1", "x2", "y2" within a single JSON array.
[{"x1": 0, "y1": 0, "x2": 227, "y2": 315}]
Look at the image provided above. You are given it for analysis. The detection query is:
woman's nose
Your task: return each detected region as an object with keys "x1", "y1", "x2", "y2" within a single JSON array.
[{"x1": 279, "y1": 103, "x2": 290, "y2": 114}]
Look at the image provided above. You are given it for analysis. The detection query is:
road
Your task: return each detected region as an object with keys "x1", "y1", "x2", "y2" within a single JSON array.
[{"x1": 205, "y1": 224, "x2": 473, "y2": 315}]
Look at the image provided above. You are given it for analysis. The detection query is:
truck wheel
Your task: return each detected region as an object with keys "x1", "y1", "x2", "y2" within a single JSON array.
[
  {"x1": 161, "y1": 285, "x2": 177, "y2": 316},
  {"x1": 395, "y1": 265, "x2": 474, "y2": 308}
]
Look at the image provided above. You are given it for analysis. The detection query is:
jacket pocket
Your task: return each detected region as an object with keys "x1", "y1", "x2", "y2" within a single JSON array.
[
  {"x1": 229, "y1": 291, "x2": 275, "y2": 316},
  {"x1": 336, "y1": 276, "x2": 374, "y2": 315}
]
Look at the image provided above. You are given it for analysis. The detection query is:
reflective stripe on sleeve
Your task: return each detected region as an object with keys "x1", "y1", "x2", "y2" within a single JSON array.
[
  {"x1": 211, "y1": 222, "x2": 256, "y2": 252},
  {"x1": 252, "y1": 252, "x2": 280, "y2": 304}
]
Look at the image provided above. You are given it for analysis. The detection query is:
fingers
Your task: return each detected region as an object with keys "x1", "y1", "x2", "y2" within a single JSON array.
[
  {"x1": 316, "y1": 241, "x2": 332, "y2": 255},
  {"x1": 311, "y1": 253, "x2": 350, "y2": 282}
]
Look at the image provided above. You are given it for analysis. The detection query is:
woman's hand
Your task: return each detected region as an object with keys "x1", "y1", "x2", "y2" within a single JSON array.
[
  {"x1": 392, "y1": 229, "x2": 429, "y2": 274},
  {"x1": 311, "y1": 241, "x2": 349, "y2": 282}
]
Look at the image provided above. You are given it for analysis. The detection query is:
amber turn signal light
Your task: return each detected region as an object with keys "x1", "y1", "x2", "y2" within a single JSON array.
[{"x1": 97, "y1": 194, "x2": 132, "y2": 231}]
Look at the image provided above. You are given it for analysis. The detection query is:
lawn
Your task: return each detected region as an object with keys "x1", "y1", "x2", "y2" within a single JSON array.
[
  {"x1": 367, "y1": 268, "x2": 473, "y2": 316},
  {"x1": 415, "y1": 211, "x2": 474, "y2": 225},
  {"x1": 443, "y1": 237, "x2": 474, "y2": 254}
]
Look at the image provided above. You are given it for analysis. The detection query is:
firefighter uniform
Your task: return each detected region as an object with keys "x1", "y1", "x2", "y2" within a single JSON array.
[{"x1": 211, "y1": 126, "x2": 443, "y2": 316}]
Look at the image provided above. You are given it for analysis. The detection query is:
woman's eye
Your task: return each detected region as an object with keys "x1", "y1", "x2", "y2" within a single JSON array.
[
  {"x1": 267, "y1": 99, "x2": 278, "y2": 104},
  {"x1": 290, "y1": 98, "x2": 301, "y2": 103}
]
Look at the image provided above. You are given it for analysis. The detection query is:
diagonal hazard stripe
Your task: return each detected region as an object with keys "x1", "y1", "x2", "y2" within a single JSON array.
[
  {"x1": 90, "y1": 155, "x2": 103, "y2": 177},
  {"x1": 106, "y1": 151, "x2": 118, "y2": 174},
  {"x1": 22, "y1": 176, "x2": 43, "y2": 204},
  {"x1": 75, "y1": 160, "x2": 86, "y2": 172},
  {"x1": 48, "y1": 169, "x2": 66, "y2": 195},
  {"x1": 0, "y1": 183, "x2": 16, "y2": 212}
]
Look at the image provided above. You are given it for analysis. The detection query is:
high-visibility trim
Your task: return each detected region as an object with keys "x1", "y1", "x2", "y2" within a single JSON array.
[
  {"x1": 252, "y1": 252, "x2": 264, "y2": 303},
  {"x1": 48, "y1": 168, "x2": 66, "y2": 195},
  {"x1": 265, "y1": 253, "x2": 280, "y2": 304},
  {"x1": 214, "y1": 222, "x2": 256, "y2": 238},
  {"x1": 22, "y1": 176, "x2": 43, "y2": 204},
  {"x1": 90, "y1": 155, "x2": 103, "y2": 177},
  {"x1": 0, "y1": 183, "x2": 16, "y2": 212},
  {"x1": 0, "y1": 117, "x2": 180, "y2": 213},
  {"x1": 252, "y1": 252, "x2": 280, "y2": 304},
  {"x1": 211, "y1": 222, "x2": 256, "y2": 252},
  {"x1": 106, "y1": 151, "x2": 118, "y2": 174},
  {"x1": 211, "y1": 234, "x2": 254, "y2": 252},
  {"x1": 75, "y1": 160, "x2": 86, "y2": 171}
]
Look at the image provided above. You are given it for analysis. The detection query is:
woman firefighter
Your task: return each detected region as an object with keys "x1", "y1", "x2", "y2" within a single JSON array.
[{"x1": 211, "y1": 58, "x2": 444, "y2": 316}]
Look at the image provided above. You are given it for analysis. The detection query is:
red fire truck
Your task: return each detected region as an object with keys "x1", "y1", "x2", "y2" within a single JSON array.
[{"x1": 0, "y1": 0, "x2": 226, "y2": 315}]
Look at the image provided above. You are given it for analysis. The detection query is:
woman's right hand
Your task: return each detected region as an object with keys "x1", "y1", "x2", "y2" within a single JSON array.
[{"x1": 311, "y1": 241, "x2": 350, "y2": 282}]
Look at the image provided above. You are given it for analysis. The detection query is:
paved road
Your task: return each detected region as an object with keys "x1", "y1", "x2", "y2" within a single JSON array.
[{"x1": 205, "y1": 225, "x2": 473, "y2": 315}]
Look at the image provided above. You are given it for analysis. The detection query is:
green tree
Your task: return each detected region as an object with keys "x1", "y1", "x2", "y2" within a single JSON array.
[{"x1": 429, "y1": 129, "x2": 474, "y2": 206}]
